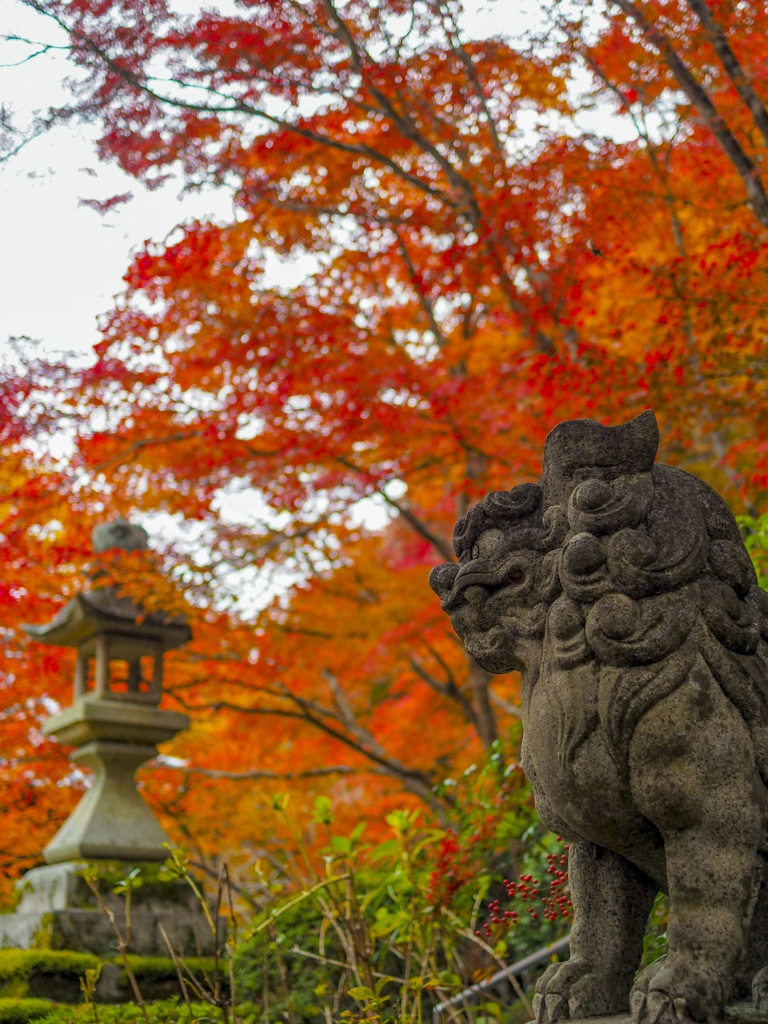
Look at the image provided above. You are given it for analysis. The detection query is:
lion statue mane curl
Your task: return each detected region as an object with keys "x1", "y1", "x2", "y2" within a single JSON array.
[{"x1": 430, "y1": 410, "x2": 768, "y2": 1024}]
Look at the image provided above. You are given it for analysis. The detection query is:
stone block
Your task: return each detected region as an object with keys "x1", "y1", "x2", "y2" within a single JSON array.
[
  {"x1": 0, "y1": 907, "x2": 219, "y2": 957},
  {"x1": 0, "y1": 862, "x2": 225, "y2": 957},
  {"x1": 13, "y1": 863, "x2": 200, "y2": 916}
]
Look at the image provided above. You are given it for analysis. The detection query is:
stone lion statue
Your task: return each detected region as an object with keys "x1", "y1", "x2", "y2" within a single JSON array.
[{"x1": 429, "y1": 410, "x2": 768, "y2": 1024}]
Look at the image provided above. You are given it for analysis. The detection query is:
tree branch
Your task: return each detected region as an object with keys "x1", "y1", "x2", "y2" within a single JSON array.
[
  {"x1": 176, "y1": 764, "x2": 375, "y2": 780},
  {"x1": 88, "y1": 429, "x2": 204, "y2": 470},
  {"x1": 393, "y1": 229, "x2": 450, "y2": 348},
  {"x1": 466, "y1": 657, "x2": 498, "y2": 748},
  {"x1": 683, "y1": 0, "x2": 768, "y2": 149},
  {"x1": 192, "y1": 693, "x2": 442, "y2": 803},
  {"x1": 610, "y1": 0, "x2": 768, "y2": 229},
  {"x1": 321, "y1": 0, "x2": 482, "y2": 226},
  {"x1": 435, "y1": 1, "x2": 506, "y2": 160},
  {"x1": 21, "y1": 0, "x2": 460, "y2": 212},
  {"x1": 408, "y1": 654, "x2": 479, "y2": 729},
  {"x1": 488, "y1": 689, "x2": 522, "y2": 719}
]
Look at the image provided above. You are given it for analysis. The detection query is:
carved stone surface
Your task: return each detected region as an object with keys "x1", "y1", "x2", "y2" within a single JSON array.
[{"x1": 429, "y1": 411, "x2": 768, "y2": 1024}]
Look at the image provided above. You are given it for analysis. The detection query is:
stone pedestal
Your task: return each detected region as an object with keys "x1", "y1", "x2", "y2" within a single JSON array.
[{"x1": 0, "y1": 862, "x2": 223, "y2": 957}]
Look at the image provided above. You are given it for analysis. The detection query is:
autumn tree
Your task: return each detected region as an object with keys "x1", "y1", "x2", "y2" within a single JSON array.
[
  {"x1": 0, "y1": 351, "x2": 99, "y2": 896},
  {"x1": 3, "y1": 0, "x2": 768, "y2": 874}
]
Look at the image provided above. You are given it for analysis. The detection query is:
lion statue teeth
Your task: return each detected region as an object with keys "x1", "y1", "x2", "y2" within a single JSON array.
[{"x1": 429, "y1": 410, "x2": 768, "y2": 1024}]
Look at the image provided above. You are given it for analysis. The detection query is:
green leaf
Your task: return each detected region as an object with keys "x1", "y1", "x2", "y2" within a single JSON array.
[
  {"x1": 385, "y1": 809, "x2": 411, "y2": 832},
  {"x1": 113, "y1": 866, "x2": 143, "y2": 895},
  {"x1": 347, "y1": 985, "x2": 375, "y2": 1001},
  {"x1": 374, "y1": 976, "x2": 395, "y2": 997},
  {"x1": 368, "y1": 839, "x2": 401, "y2": 862},
  {"x1": 439, "y1": 972, "x2": 462, "y2": 986},
  {"x1": 331, "y1": 835, "x2": 351, "y2": 854},
  {"x1": 313, "y1": 795, "x2": 333, "y2": 825}
]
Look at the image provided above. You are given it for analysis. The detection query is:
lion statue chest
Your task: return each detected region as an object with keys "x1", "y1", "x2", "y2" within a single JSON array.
[{"x1": 521, "y1": 655, "x2": 647, "y2": 849}]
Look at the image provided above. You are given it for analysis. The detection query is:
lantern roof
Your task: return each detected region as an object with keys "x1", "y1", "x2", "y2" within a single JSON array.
[{"x1": 22, "y1": 587, "x2": 191, "y2": 651}]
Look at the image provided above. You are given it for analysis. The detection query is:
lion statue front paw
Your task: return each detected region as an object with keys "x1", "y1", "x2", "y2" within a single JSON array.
[
  {"x1": 533, "y1": 956, "x2": 631, "y2": 1022},
  {"x1": 630, "y1": 958, "x2": 724, "y2": 1024}
]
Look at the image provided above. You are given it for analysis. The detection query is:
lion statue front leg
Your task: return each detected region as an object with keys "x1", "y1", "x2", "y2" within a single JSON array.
[
  {"x1": 627, "y1": 665, "x2": 768, "y2": 1024},
  {"x1": 533, "y1": 841, "x2": 656, "y2": 1023}
]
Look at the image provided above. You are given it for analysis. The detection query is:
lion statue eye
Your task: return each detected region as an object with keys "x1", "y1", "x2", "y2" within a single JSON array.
[{"x1": 471, "y1": 544, "x2": 480, "y2": 559}]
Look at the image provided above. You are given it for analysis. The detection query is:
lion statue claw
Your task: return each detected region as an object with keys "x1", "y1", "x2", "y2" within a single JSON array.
[{"x1": 429, "y1": 411, "x2": 768, "y2": 1024}]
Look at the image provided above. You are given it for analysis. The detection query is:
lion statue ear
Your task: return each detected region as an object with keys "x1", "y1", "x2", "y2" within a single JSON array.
[{"x1": 541, "y1": 409, "x2": 659, "y2": 507}]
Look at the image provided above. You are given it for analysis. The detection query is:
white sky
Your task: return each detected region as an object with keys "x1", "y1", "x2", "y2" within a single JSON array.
[
  {"x1": 0, "y1": 0, "x2": 541, "y2": 363},
  {"x1": 1, "y1": 3, "x2": 232, "y2": 361}
]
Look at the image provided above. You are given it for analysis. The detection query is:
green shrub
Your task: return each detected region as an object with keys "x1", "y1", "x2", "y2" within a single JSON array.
[
  {"x1": 121, "y1": 958, "x2": 217, "y2": 983},
  {"x1": 641, "y1": 893, "x2": 669, "y2": 970},
  {"x1": 0, "y1": 952, "x2": 101, "y2": 1002},
  {"x1": 0, "y1": 954, "x2": 99, "y2": 981},
  {"x1": 34, "y1": 998, "x2": 260, "y2": 1024},
  {"x1": 739, "y1": 512, "x2": 768, "y2": 590},
  {"x1": 231, "y1": 747, "x2": 566, "y2": 1024},
  {"x1": 0, "y1": 951, "x2": 222, "y2": 1005},
  {"x1": 233, "y1": 896, "x2": 342, "y2": 1021},
  {"x1": 0, "y1": 999, "x2": 55, "y2": 1024}
]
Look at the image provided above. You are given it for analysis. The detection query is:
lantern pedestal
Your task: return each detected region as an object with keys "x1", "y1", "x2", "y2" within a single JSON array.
[
  {"x1": 0, "y1": 695, "x2": 207, "y2": 957},
  {"x1": 41, "y1": 697, "x2": 189, "y2": 864},
  {"x1": 44, "y1": 742, "x2": 173, "y2": 864}
]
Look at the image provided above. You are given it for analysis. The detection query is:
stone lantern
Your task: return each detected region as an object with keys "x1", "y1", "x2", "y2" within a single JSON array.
[
  {"x1": 0, "y1": 520, "x2": 223, "y2": 961},
  {"x1": 24, "y1": 518, "x2": 191, "y2": 864}
]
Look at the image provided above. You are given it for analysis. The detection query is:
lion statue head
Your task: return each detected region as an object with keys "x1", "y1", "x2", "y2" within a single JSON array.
[{"x1": 428, "y1": 484, "x2": 564, "y2": 674}]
